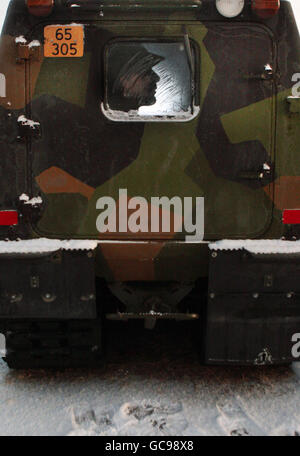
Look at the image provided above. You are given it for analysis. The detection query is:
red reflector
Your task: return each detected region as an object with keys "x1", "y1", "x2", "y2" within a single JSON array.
[
  {"x1": 283, "y1": 210, "x2": 300, "y2": 225},
  {"x1": 27, "y1": 0, "x2": 54, "y2": 17},
  {"x1": 252, "y1": 0, "x2": 280, "y2": 18},
  {"x1": 0, "y1": 211, "x2": 18, "y2": 226}
]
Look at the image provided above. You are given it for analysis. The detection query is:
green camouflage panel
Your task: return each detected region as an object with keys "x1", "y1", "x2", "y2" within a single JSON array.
[{"x1": 0, "y1": 0, "x2": 299, "y2": 281}]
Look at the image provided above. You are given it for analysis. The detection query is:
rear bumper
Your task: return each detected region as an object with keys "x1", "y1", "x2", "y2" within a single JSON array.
[
  {"x1": 0, "y1": 238, "x2": 299, "y2": 365},
  {"x1": 205, "y1": 240, "x2": 300, "y2": 365}
]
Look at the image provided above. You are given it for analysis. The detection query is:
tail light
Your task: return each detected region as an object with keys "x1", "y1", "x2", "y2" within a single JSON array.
[
  {"x1": 26, "y1": 0, "x2": 54, "y2": 17},
  {"x1": 0, "y1": 211, "x2": 18, "y2": 226},
  {"x1": 283, "y1": 210, "x2": 300, "y2": 225},
  {"x1": 252, "y1": 0, "x2": 280, "y2": 19}
]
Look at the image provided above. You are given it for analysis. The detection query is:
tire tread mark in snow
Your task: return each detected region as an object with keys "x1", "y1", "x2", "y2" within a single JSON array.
[
  {"x1": 69, "y1": 401, "x2": 188, "y2": 436},
  {"x1": 216, "y1": 397, "x2": 266, "y2": 436}
]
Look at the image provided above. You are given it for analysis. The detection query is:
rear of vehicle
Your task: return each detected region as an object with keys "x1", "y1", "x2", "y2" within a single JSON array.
[{"x1": 0, "y1": 0, "x2": 299, "y2": 367}]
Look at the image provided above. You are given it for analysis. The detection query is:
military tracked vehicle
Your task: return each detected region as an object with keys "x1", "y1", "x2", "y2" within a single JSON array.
[{"x1": 0, "y1": 0, "x2": 299, "y2": 368}]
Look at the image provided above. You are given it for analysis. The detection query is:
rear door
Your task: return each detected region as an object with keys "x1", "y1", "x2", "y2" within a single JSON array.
[{"x1": 28, "y1": 21, "x2": 275, "y2": 240}]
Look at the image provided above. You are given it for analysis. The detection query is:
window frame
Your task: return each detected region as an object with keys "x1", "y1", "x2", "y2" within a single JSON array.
[{"x1": 101, "y1": 36, "x2": 200, "y2": 122}]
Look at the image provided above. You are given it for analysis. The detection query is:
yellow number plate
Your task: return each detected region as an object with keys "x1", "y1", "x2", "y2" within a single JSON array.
[{"x1": 44, "y1": 25, "x2": 84, "y2": 58}]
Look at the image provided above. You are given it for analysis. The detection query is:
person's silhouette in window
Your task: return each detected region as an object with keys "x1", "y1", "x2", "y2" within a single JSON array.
[{"x1": 108, "y1": 45, "x2": 164, "y2": 112}]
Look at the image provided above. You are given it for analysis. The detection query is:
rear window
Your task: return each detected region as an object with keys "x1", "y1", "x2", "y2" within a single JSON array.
[{"x1": 102, "y1": 40, "x2": 199, "y2": 122}]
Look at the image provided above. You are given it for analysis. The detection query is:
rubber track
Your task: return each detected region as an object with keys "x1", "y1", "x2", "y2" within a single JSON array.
[{"x1": 0, "y1": 319, "x2": 103, "y2": 369}]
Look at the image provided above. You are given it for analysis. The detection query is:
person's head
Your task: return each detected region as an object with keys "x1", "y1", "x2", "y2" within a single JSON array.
[{"x1": 108, "y1": 45, "x2": 164, "y2": 112}]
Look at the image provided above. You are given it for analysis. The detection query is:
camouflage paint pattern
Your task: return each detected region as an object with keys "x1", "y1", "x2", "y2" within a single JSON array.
[{"x1": 0, "y1": 0, "x2": 299, "y2": 282}]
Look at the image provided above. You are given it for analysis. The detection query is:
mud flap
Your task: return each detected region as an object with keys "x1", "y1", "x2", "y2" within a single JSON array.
[
  {"x1": 0, "y1": 250, "x2": 96, "y2": 319},
  {"x1": 205, "y1": 249, "x2": 300, "y2": 365},
  {"x1": 0, "y1": 249, "x2": 101, "y2": 368}
]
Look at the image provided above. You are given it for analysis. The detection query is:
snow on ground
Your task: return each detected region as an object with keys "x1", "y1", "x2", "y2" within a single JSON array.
[
  {"x1": 0, "y1": 0, "x2": 298, "y2": 437},
  {"x1": 0, "y1": 322, "x2": 299, "y2": 436}
]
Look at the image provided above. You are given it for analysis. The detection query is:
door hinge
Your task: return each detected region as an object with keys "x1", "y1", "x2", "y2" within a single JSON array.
[
  {"x1": 238, "y1": 165, "x2": 273, "y2": 181},
  {"x1": 17, "y1": 114, "x2": 41, "y2": 140},
  {"x1": 242, "y1": 64, "x2": 278, "y2": 82}
]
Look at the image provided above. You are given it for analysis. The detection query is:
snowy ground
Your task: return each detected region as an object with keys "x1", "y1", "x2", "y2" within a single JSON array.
[
  {"x1": 0, "y1": 0, "x2": 299, "y2": 438},
  {"x1": 0, "y1": 322, "x2": 299, "y2": 437}
]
